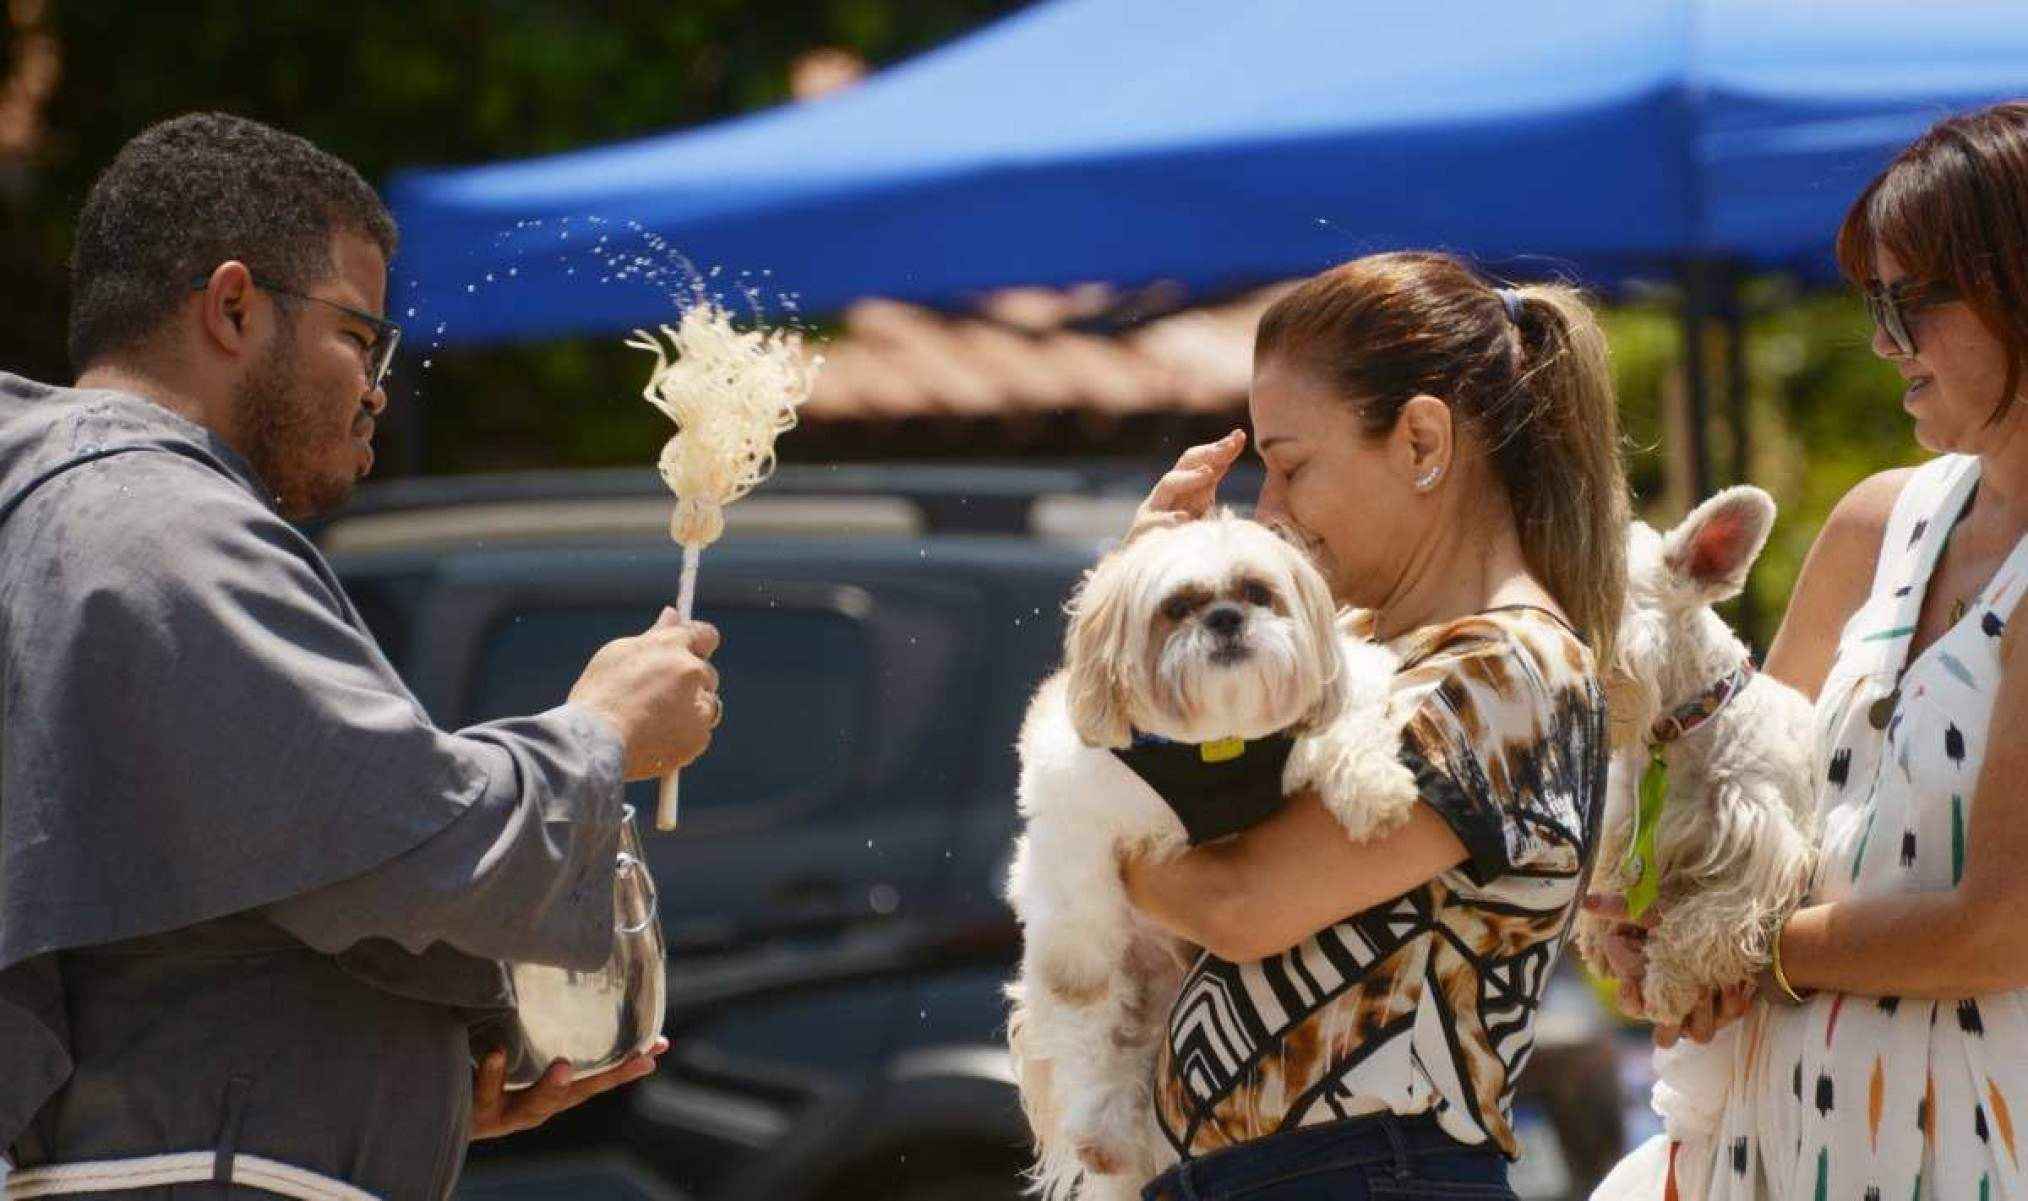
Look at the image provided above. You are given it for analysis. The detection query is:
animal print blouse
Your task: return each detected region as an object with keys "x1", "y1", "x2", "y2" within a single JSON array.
[{"x1": 1153, "y1": 606, "x2": 1608, "y2": 1160}]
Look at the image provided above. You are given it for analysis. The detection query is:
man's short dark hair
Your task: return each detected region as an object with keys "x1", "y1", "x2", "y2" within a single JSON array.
[{"x1": 67, "y1": 112, "x2": 398, "y2": 372}]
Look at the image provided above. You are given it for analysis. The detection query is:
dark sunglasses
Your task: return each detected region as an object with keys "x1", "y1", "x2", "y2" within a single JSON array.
[
  {"x1": 189, "y1": 274, "x2": 402, "y2": 391},
  {"x1": 1862, "y1": 278, "x2": 1958, "y2": 358}
]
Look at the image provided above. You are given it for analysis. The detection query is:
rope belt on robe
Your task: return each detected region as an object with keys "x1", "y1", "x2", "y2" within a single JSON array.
[{"x1": 6, "y1": 1152, "x2": 379, "y2": 1201}]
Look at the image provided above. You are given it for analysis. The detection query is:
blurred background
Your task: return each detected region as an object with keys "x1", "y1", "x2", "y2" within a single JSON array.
[{"x1": 5, "y1": 2, "x2": 2024, "y2": 1199}]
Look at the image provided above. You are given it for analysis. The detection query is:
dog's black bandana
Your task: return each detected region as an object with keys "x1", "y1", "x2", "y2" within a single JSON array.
[{"x1": 1112, "y1": 732, "x2": 1297, "y2": 846}]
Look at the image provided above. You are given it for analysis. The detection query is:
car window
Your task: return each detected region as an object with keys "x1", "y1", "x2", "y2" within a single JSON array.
[{"x1": 468, "y1": 604, "x2": 868, "y2": 814}]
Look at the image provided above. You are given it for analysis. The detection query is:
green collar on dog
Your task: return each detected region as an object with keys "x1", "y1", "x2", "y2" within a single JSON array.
[
  {"x1": 1625, "y1": 754, "x2": 1670, "y2": 918},
  {"x1": 1623, "y1": 660, "x2": 1756, "y2": 918}
]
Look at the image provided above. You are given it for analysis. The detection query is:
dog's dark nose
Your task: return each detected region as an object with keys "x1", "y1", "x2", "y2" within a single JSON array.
[{"x1": 1204, "y1": 604, "x2": 1245, "y2": 636}]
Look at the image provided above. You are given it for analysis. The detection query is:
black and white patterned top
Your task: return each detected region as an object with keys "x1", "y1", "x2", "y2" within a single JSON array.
[{"x1": 1153, "y1": 606, "x2": 1608, "y2": 1159}]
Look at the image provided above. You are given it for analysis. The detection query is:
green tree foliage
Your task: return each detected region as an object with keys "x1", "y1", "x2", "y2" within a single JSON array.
[
  {"x1": 1602, "y1": 284, "x2": 1922, "y2": 644},
  {"x1": 1744, "y1": 288, "x2": 1927, "y2": 626},
  {"x1": 0, "y1": 0, "x2": 1024, "y2": 382}
]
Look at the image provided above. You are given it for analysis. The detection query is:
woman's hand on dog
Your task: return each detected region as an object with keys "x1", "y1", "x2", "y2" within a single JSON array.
[
  {"x1": 1132, "y1": 430, "x2": 1247, "y2": 539},
  {"x1": 1656, "y1": 983, "x2": 1756, "y2": 1048},
  {"x1": 1583, "y1": 893, "x2": 1659, "y2": 1015},
  {"x1": 1583, "y1": 894, "x2": 1756, "y2": 1045}
]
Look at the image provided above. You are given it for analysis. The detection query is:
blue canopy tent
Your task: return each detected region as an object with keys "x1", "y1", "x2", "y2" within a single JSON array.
[
  {"x1": 389, "y1": 0, "x2": 2028, "y2": 338},
  {"x1": 387, "y1": 0, "x2": 2028, "y2": 499}
]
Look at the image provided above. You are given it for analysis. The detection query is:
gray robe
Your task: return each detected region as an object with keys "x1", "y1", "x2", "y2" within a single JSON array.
[{"x1": 0, "y1": 374, "x2": 627, "y2": 1198}]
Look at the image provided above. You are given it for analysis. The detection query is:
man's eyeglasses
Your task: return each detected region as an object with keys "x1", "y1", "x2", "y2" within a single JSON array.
[
  {"x1": 1863, "y1": 278, "x2": 1958, "y2": 358},
  {"x1": 189, "y1": 274, "x2": 401, "y2": 391}
]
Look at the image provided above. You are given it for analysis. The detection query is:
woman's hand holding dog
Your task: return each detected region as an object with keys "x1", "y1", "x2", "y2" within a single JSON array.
[
  {"x1": 1131, "y1": 430, "x2": 1247, "y2": 539},
  {"x1": 1582, "y1": 894, "x2": 1756, "y2": 1046},
  {"x1": 1659, "y1": 982, "x2": 1756, "y2": 1048}
]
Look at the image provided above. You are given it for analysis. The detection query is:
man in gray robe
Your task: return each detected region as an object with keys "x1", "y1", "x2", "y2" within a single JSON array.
[{"x1": 0, "y1": 113, "x2": 725, "y2": 1198}]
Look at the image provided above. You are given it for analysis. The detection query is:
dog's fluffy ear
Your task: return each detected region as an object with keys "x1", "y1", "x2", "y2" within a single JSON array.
[
  {"x1": 1288, "y1": 554, "x2": 1349, "y2": 734},
  {"x1": 1660, "y1": 486, "x2": 1776, "y2": 605},
  {"x1": 1063, "y1": 554, "x2": 1137, "y2": 748}
]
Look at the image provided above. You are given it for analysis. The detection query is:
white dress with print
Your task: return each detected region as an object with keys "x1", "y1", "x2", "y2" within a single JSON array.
[{"x1": 1698, "y1": 454, "x2": 2028, "y2": 1201}]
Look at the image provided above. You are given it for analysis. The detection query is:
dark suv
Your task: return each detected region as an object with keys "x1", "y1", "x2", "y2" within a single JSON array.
[{"x1": 311, "y1": 464, "x2": 1626, "y2": 1201}]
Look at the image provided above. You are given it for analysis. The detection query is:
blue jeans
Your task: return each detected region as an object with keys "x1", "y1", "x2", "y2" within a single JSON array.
[{"x1": 1141, "y1": 1112, "x2": 1515, "y2": 1201}]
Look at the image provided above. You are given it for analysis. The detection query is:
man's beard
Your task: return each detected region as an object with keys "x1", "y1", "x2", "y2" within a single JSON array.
[{"x1": 236, "y1": 321, "x2": 356, "y2": 521}]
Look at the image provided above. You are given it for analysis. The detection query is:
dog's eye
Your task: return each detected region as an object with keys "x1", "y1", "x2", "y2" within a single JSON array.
[
  {"x1": 1161, "y1": 595, "x2": 1195, "y2": 622},
  {"x1": 1240, "y1": 580, "x2": 1276, "y2": 608}
]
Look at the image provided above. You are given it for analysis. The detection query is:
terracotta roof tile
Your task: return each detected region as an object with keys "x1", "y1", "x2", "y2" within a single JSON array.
[
  {"x1": 946, "y1": 320, "x2": 1082, "y2": 411},
  {"x1": 802, "y1": 283, "x2": 1280, "y2": 424}
]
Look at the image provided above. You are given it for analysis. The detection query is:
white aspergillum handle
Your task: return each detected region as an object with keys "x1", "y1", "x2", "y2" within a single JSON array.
[
  {"x1": 627, "y1": 310, "x2": 816, "y2": 832},
  {"x1": 655, "y1": 543, "x2": 703, "y2": 831},
  {"x1": 654, "y1": 763, "x2": 682, "y2": 832}
]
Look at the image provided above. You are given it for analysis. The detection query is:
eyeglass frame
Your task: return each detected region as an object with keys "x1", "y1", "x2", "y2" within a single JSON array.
[
  {"x1": 1862, "y1": 277, "x2": 1959, "y2": 358},
  {"x1": 188, "y1": 273, "x2": 401, "y2": 391}
]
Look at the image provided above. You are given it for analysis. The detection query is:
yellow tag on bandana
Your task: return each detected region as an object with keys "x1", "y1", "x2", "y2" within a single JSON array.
[
  {"x1": 1199, "y1": 737, "x2": 1246, "y2": 764},
  {"x1": 1623, "y1": 754, "x2": 1668, "y2": 919}
]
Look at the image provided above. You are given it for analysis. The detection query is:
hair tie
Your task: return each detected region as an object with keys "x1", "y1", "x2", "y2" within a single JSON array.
[{"x1": 1496, "y1": 287, "x2": 1525, "y2": 324}]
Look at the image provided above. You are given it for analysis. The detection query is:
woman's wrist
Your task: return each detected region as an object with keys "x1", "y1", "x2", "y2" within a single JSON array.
[{"x1": 1758, "y1": 907, "x2": 1813, "y2": 1006}]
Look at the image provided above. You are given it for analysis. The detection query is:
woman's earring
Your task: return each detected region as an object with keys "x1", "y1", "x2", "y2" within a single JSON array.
[{"x1": 1416, "y1": 467, "x2": 1444, "y2": 492}]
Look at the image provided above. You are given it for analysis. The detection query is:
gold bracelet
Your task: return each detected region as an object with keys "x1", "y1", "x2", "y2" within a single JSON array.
[{"x1": 1768, "y1": 921, "x2": 1808, "y2": 1006}]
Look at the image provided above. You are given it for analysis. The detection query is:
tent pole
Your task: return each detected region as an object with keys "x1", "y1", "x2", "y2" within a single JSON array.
[
  {"x1": 1718, "y1": 262, "x2": 1764, "y2": 650},
  {"x1": 1722, "y1": 263, "x2": 1750, "y2": 488},
  {"x1": 1679, "y1": 260, "x2": 1715, "y2": 503}
]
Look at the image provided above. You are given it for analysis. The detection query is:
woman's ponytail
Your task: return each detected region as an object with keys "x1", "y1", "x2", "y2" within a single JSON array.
[{"x1": 1505, "y1": 284, "x2": 1629, "y2": 666}]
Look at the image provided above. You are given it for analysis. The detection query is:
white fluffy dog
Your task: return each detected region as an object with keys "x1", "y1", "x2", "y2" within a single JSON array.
[
  {"x1": 1582, "y1": 487, "x2": 1818, "y2": 1201},
  {"x1": 1578, "y1": 486, "x2": 1817, "y2": 1026},
  {"x1": 1003, "y1": 515, "x2": 1417, "y2": 1201}
]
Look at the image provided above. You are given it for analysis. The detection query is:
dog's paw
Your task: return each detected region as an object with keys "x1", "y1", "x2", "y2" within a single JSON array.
[
  {"x1": 1570, "y1": 911, "x2": 1614, "y2": 976},
  {"x1": 1296, "y1": 727, "x2": 1420, "y2": 845},
  {"x1": 1640, "y1": 968, "x2": 1703, "y2": 1028},
  {"x1": 1329, "y1": 794, "x2": 1415, "y2": 843}
]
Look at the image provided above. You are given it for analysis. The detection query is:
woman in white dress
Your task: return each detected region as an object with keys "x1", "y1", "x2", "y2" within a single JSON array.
[{"x1": 1598, "y1": 99, "x2": 2028, "y2": 1200}]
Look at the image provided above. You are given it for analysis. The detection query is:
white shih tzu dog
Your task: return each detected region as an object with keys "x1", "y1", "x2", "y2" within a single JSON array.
[
  {"x1": 1004, "y1": 514, "x2": 1418, "y2": 1201},
  {"x1": 1582, "y1": 487, "x2": 1818, "y2": 1201}
]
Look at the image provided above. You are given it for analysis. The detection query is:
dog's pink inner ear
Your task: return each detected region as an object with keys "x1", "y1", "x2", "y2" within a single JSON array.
[{"x1": 1678, "y1": 506, "x2": 1755, "y2": 585}]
